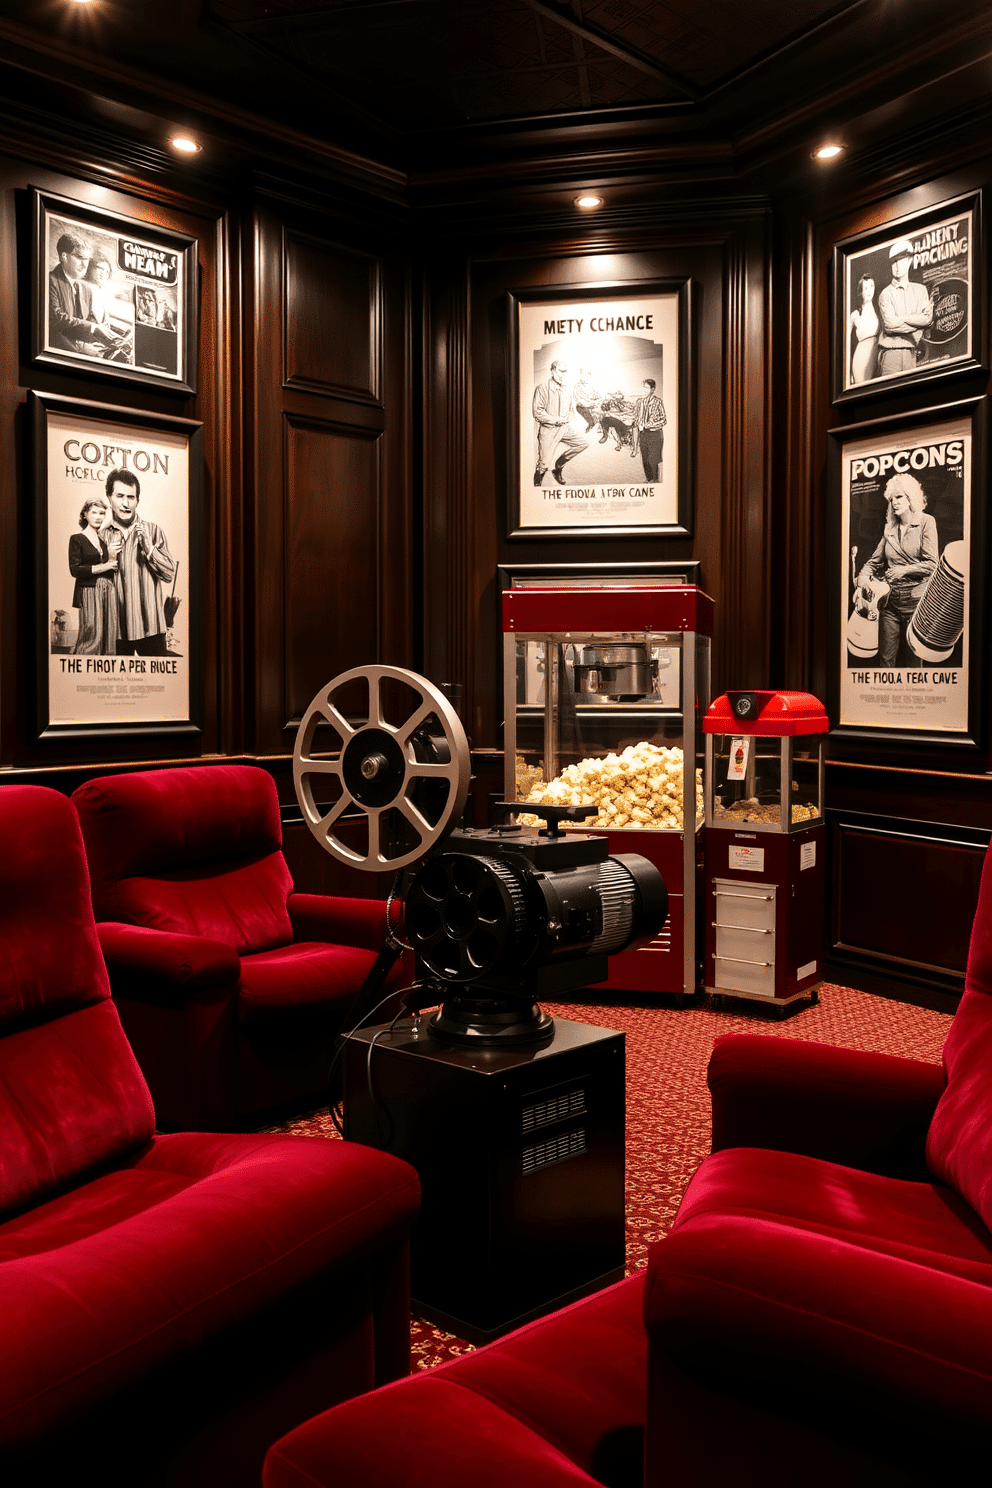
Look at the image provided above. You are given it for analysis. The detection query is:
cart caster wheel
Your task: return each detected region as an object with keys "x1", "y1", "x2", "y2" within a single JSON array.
[
  {"x1": 809, "y1": 988, "x2": 820, "y2": 1006},
  {"x1": 774, "y1": 1004, "x2": 789, "y2": 1021},
  {"x1": 711, "y1": 994, "x2": 723, "y2": 1011}
]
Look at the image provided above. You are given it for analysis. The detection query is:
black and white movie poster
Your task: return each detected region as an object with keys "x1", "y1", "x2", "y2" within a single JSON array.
[
  {"x1": 44, "y1": 407, "x2": 192, "y2": 730},
  {"x1": 840, "y1": 412, "x2": 972, "y2": 735},
  {"x1": 834, "y1": 194, "x2": 981, "y2": 401},
  {"x1": 511, "y1": 285, "x2": 688, "y2": 535},
  {"x1": 32, "y1": 189, "x2": 198, "y2": 393}
]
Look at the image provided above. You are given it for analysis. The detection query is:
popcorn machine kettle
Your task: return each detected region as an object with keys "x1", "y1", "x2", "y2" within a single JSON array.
[{"x1": 504, "y1": 582, "x2": 712, "y2": 1000}]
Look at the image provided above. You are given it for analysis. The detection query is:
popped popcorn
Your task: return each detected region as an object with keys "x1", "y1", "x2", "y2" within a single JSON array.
[
  {"x1": 714, "y1": 801, "x2": 818, "y2": 825},
  {"x1": 515, "y1": 760, "x2": 545, "y2": 798},
  {"x1": 515, "y1": 743, "x2": 703, "y2": 831}
]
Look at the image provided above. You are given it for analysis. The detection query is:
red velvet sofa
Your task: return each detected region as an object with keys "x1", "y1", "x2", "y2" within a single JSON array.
[
  {"x1": 73, "y1": 763, "x2": 405, "y2": 1130},
  {"x1": 263, "y1": 845, "x2": 992, "y2": 1488},
  {"x1": 0, "y1": 784, "x2": 421, "y2": 1487}
]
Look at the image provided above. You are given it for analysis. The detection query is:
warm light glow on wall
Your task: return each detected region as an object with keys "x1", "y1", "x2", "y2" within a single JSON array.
[
  {"x1": 813, "y1": 143, "x2": 844, "y2": 161},
  {"x1": 574, "y1": 194, "x2": 604, "y2": 210},
  {"x1": 170, "y1": 136, "x2": 201, "y2": 154}
]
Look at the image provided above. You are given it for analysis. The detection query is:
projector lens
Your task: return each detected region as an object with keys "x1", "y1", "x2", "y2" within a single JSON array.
[{"x1": 406, "y1": 847, "x2": 666, "y2": 981}]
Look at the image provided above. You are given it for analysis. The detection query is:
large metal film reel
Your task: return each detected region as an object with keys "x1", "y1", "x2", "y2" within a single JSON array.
[{"x1": 293, "y1": 665, "x2": 471, "y2": 871}]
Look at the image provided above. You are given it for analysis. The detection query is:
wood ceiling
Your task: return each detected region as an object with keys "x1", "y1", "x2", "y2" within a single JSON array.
[{"x1": 0, "y1": 0, "x2": 990, "y2": 203}]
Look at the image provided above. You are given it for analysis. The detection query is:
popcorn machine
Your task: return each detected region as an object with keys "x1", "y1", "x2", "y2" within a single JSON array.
[
  {"x1": 703, "y1": 691, "x2": 827, "y2": 1014},
  {"x1": 504, "y1": 583, "x2": 713, "y2": 999}
]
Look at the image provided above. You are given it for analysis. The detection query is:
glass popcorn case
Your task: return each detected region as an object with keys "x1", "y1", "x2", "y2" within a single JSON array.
[
  {"x1": 704, "y1": 692, "x2": 825, "y2": 835},
  {"x1": 503, "y1": 583, "x2": 713, "y2": 999},
  {"x1": 702, "y1": 691, "x2": 828, "y2": 1013}
]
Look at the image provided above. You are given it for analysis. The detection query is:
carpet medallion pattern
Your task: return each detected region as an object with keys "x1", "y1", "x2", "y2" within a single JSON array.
[{"x1": 265, "y1": 985, "x2": 951, "y2": 1370}]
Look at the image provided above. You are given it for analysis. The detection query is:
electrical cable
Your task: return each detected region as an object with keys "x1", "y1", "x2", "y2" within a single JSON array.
[
  {"x1": 365, "y1": 1004, "x2": 408, "y2": 1150},
  {"x1": 326, "y1": 983, "x2": 412, "y2": 1135},
  {"x1": 384, "y1": 870, "x2": 414, "y2": 953}
]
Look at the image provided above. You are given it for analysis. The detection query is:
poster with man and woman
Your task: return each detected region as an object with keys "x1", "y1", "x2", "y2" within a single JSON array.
[
  {"x1": 833, "y1": 193, "x2": 980, "y2": 402},
  {"x1": 41, "y1": 400, "x2": 196, "y2": 732}
]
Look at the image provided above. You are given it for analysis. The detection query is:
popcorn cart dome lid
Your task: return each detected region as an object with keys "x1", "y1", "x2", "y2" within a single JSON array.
[{"x1": 703, "y1": 690, "x2": 829, "y2": 736}]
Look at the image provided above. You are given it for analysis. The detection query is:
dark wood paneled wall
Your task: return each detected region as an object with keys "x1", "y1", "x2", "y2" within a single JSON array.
[
  {"x1": 0, "y1": 153, "x2": 230, "y2": 768},
  {"x1": 0, "y1": 127, "x2": 415, "y2": 905},
  {"x1": 786, "y1": 154, "x2": 992, "y2": 996},
  {"x1": 1, "y1": 81, "x2": 989, "y2": 994},
  {"x1": 421, "y1": 211, "x2": 773, "y2": 748}
]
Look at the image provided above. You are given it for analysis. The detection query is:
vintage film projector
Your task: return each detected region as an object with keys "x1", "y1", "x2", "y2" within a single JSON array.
[{"x1": 293, "y1": 664, "x2": 668, "y2": 1046}]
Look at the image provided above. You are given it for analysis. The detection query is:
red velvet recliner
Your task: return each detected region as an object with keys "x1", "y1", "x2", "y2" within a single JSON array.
[
  {"x1": 73, "y1": 764, "x2": 404, "y2": 1130},
  {"x1": 263, "y1": 845, "x2": 992, "y2": 1488},
  {"x1": 0, "y1": 784, "x2": 420, "y2": 1488}
]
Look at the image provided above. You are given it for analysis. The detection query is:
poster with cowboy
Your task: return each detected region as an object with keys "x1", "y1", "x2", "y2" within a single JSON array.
[{"x1": 833, "y1": 193, "x2": 979, "y2": 403}]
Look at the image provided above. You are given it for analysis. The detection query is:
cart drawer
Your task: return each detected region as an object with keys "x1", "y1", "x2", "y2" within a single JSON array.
[
  {"x1": 715, "y1": 922, "x2": 775, "y2": 966},
  {"x1": 713, "y1": 879, "x2": 776, "y2": 932},
  {"x1": 713, "y1": 954, "x2": 776, "y2": 997}
]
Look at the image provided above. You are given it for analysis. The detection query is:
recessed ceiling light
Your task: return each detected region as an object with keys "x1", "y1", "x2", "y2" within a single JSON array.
[
  {"x1": 574, "y1": 193, "x2": 604, "y2": 210},
  {"x1": 170, "y1": 136, "x2": 201, "y2": 154},
  {"x1": 814, "y1": 143, "x2": 844, "y2": 161}
]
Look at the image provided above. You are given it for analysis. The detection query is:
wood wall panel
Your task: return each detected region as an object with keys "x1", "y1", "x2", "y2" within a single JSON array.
[
  {"x1": 829, "y1": 813, "x2": 989, "y2": 985},
  {"x1": 421, "y1": 253, "x2": 473, "y2": 724},
  {"x1": 283, "y1": 415, "x2": 380, "y2": 722},
  {"x1": 247, "y1": 200, "x2": 413, "y2": 759},
  {"x1": 283, "y1": 229, "x2": 381, "y2": 403}
]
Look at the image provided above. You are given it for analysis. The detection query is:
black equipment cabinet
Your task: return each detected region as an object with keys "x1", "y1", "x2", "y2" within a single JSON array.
[{"x1": 343, "y1": 1017, "x2": 626, "y2": 1342}]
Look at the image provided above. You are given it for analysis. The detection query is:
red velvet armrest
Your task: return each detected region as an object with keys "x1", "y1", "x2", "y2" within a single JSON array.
[
  {"x1": 264, "y1": 1374, "x2": 605, "y2": 1488},
  {"x1": 97, "y1": 922, "x2": 241, "y2": 1005},
  {"x1": 708, "y1": 1034, "x2": 945, "y2": 1179},
  {"x1": 287, "y1": 892, "x2": 394, "y2": 953},
  {"x1": 644, "y1": 1217, "x2": 992, "y2": 1482}
]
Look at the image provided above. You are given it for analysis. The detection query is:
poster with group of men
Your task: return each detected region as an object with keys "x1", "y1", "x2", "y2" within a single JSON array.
[{"x1": 515, "y1": 290, "x2": 680, "y2": 531}]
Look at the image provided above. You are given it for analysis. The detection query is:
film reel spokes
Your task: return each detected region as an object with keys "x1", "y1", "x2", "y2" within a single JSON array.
[{"x1": 293, "y1": 665, "x2": 471, "y2": 871}]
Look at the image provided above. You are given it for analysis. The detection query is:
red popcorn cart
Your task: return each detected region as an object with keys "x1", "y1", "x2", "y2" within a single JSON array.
[
  {"x1": 503, "y1": 582, "x2": 713, "y2": 1001},
  {"x1": 703, "y1": 690, "x2": 827, "y2": 1015}
]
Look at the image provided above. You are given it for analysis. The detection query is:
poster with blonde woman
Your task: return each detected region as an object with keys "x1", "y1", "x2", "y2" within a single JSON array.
[{"x1": 837, "y1": 410, "x2": 973, "y2": 737}]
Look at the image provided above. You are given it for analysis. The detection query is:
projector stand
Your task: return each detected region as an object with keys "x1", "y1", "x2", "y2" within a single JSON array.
[{"x1": 343, "y1": 1015, "x2": 625, "y2": 1342}]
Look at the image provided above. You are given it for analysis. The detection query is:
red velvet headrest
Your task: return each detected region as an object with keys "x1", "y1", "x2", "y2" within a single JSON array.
[
  {"x1": 73, "y1": 765, "x2": 295, "y2": 953},
  {"x1": 74, "y1": 764, "x2": 284, "y2": 886},
  {"x1": 927, "y1": 842, "x2": 992, "y2": 1229},
  {"x1": 0, "y1": 784, "x2": 110, "y2": 1031}
]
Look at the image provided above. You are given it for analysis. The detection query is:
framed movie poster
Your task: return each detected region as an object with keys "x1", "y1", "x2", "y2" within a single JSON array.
[
  {"x1": 831, "y1": 191, "x2": 983, "y2": 404},
  {"x1": 32, "y1": 392, "x2": 203, "y2": 742},
  {"x1": 506, "y1": 279, "x2": 694, "y2": 539},
  {"x1": 827, "y1": 398, "x2": 987, "y2": 749},
  {"x1": 30, "y1": 188, "x2": 198, "y2": 394}
]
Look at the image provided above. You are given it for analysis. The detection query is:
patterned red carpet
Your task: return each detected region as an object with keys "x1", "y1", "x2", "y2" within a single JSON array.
[{"x1": 266, "y1": 984, "x2": 951, "y2": 1370}]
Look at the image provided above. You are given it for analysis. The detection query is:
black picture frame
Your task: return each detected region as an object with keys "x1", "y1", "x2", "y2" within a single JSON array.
[
  {"x1": 32, "y1": 391, "x2": 204, "y2": 743},
  {"x1": 506, "y1": 278, "x2": 695, "y2": 540},
  {"x1": 31, "y1": 187, "x2": 199, "y2": 395},
  {"x1": 826, "y1": 397, "x2": 986, "y2": 750},
  {"x1": 831, "y1": 190, "x2": 984, "y2": 406}
]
